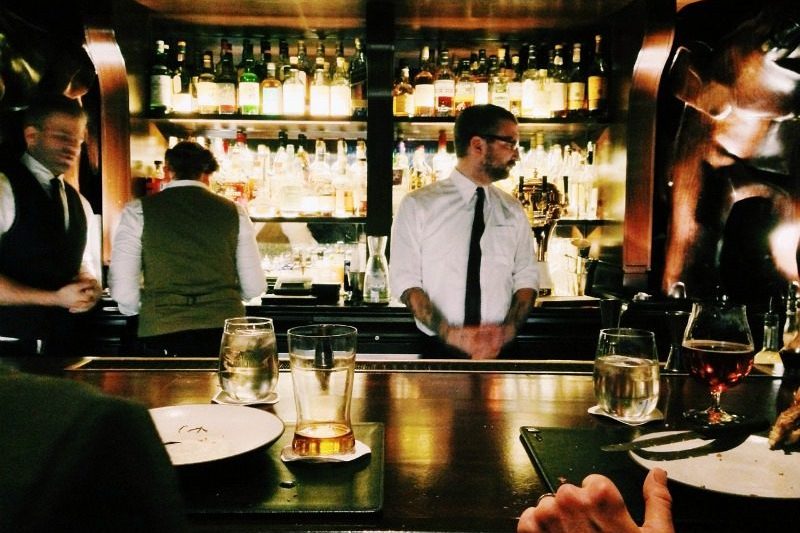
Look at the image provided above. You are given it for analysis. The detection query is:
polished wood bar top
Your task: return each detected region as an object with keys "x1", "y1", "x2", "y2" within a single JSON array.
[{"x1": 7, "y1": 358, "x2": 797, "y2": 532}]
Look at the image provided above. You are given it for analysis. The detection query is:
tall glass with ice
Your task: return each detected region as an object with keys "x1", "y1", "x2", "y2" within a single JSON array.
[
  {"x1": 218, "y1": 317, "x2": 278, "y2": 402},
  {"x1": 593, "y1": 328, "x2": 660, "y2": 423},
  {"x1": 287, "y1": 324, "x2": 357, "y2": 456}
]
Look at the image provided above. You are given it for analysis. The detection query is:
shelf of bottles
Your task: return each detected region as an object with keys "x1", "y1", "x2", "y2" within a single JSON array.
[
  {"x1": 388, "y1": 33, "x2": 612, "y2": 224},
  {"x1": 140, "y1": 33, "x2": 372, "y2": 222}
]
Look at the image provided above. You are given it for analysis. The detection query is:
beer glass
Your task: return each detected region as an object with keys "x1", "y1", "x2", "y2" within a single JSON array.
[
  {"x1": 218, "y1": 317, "x2": 278, "y2": 402},
  {"x1": 287, "y1": 324, "x2": 357, "y2": 456},
  {"x1": 682, "y1": 301, "x2": 754, "y2": 425},
  {"x1": 593, "y1": 328, "x2": 660, "y2": 423}
]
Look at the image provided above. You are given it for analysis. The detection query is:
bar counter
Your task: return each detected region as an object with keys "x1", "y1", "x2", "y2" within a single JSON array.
[{"x1": 4, "y1": 356, "x2": 796, "y2": 532}]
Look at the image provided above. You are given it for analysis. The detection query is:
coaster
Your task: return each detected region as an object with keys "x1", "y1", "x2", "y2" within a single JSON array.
[
  {"x1": 280, "y1": 439, "x2": 371, "y2": 463},
  {"x1": 588, "y1": 405, "x2": 664, "y2": 426},
  {"x1": 212, "y1": 389, "x2": 280, "y2": 406}
]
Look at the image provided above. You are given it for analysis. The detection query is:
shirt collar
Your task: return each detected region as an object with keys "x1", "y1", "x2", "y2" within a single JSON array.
[
  {"x1": 450, "y1": 168, "x2": 489, "y2": 206},
  {"x1": 162, "y1": 179, "x2": 209, "y2": 190},
  {"x1": 21, "y1": 152, "x2": 60, "y2": 190}
]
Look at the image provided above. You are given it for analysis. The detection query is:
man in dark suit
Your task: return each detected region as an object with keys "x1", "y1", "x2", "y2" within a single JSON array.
[{"x1": 0, "y1": 94, "x2": 101, "y2": 355}]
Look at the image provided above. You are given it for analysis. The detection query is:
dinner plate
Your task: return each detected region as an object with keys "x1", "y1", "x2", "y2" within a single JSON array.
[
  {"x1": 149, "y1": 404, "x2": 284, "y2": 465},
  {"x1": 629, "y1": 431, "x2": 800, "y2": 498}
]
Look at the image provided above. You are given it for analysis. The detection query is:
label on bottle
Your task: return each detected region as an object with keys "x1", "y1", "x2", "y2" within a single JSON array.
[
  {"x1": 217, "y1": 83, "x2": 236, "y2": 114},
  {"x1": 549, "y1": 82, "x2": 567, "y2": 116},
  {"x1": 414, "y1": 84, "x2": 435, "y2": 116},
  {"x1": 330, "y1": 85, "x2": 352, "y2": 116},
  {"x1": 150, "y1": 74, "x2": 173, "y2": 111},
  {"x1": 261, "y1": 86, "x2": 282, "y2": 115},
  {"x1": 473, "y1": 82, "x2": 489, "y2": 105},
  {"x1": 567, "y1": 81, "x2": 586, "y2": 111},
  {"x1": 434, "y1": 79, "x2": 455, "y2": 116},
  {"x1": 239, "y1": 81, "x2": 260, "y2": 114},
  {"x1": 587, "y1": 75, "x2": 607, "y2": 111}
]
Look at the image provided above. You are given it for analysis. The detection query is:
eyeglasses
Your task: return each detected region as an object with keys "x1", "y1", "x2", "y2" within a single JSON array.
[{"x1": 478, "y1": 134, "x2": 520, "y2": 151}]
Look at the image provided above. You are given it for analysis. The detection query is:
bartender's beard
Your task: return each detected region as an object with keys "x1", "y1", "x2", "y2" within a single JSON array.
[{"x1": 482, "y1": 153, "x2": 514, "y2": 182}]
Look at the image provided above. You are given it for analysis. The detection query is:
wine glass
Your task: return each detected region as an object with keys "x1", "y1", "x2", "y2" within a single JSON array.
[
  {"x1": 682, "y1": 301, "x2": 755, "y2": 425},
  {"x1": 218, "y1": 317, "x2": 279, "y2": 403}
]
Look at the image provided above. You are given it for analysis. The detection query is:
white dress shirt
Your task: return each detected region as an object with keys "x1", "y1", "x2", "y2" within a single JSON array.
[
  {"x1": 390, "y1": 169, "x2": 538, "y2": 335},
  {"x1": 0, "y1": 153, "x2": 100, "y2": 280},
  {"x1": 108, "y1": 180, "x2": 265, "y2": 315}
]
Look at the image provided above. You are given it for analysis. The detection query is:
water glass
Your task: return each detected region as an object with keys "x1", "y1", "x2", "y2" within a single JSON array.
[
  {"x1": 287, "y1": 324, "x2": 357, "y2": 456},
  {"x1": 593, "y1": 328, "x2": 660, "y2": 422},
  {"x1": 218, "y1": 317, "x2": 278, "y2": 402}
]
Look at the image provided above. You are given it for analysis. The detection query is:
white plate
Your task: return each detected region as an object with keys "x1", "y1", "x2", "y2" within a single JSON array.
[
  {"x1": 149, "y1": 404, "x2": 284, "y2": 465},
  {"x1": 630, "y1": 431, "x2": 800, "y2": 498}
]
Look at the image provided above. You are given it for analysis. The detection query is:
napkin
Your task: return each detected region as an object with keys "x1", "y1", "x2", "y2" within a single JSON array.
[
  {"x1": 588, "y1": 405, "x2": 664, "y2": 426},
  {"x1": 212, "y1": 389, "x2": 279, "y2": 406},
  {"x1": 280, "y1": 440, "x2": 371, "y2": 463}
]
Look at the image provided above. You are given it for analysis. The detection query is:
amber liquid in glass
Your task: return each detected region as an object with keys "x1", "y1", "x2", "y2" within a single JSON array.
[
  {"x1": 292, "y1": 423, "x2": 355, "y2": 456},
  {"x1": 683, "y1": 339, "x2": 754, "y2": 392}
]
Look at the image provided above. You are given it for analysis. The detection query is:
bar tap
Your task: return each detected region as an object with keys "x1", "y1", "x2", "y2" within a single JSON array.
[{"x1": 529, "y1": 177, "x2": 564, "y2": 296}]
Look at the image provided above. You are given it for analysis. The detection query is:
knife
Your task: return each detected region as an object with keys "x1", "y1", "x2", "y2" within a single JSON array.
[{"x1": 601, "y1": 418, "x2": 769, "y2": 452}]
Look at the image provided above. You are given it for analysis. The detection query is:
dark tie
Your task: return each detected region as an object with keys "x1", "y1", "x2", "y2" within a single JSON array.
[
  {"x1": 50, "y1": 178, "x2": 65, "y2": 231},
  {"x1": 464, "y1": 187, "x2": 485, "y2": 326}
]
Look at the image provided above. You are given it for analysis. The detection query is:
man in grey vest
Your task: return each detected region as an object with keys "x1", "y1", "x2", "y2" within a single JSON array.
[
  {"x1": 109, "y1": 141, "x2": 265, "y2": 356},
  {"x1": 0, "y1": 94, "x2": 101, "y2": 355}
]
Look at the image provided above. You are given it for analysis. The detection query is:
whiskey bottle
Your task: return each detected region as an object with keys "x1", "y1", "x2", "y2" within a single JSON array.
[
  {"x1": 282, "y1": 64, "x2": 305, "y2": 116},
  {"x1": 215, "y1": 43, "x2": 237, "y2": 114},
  {"x1": 548, "y1": 44, "x2": 568, "y2": 118},
  {"x1": 587, "y1": 34, "x2": 609, "y2": 118},
  {"x1": 433, "y1": 49, "x2": 455, "y2": 117},
  {"x1": 196, "y1": 51, "x2": 217, "y2": 115},
  {"x1": 349, "y1": 38, "x2": 368, "y2": 118},
  {"x1": 392, "y1": 63, "x2": 415, "y2": 117},
  {"x1": 149, "y1": 40, "x2": 172, "y2": 114},
  {"x1": 238, "y1": 40, "x2": 261, "y2": 115},
  {"x1": 567, "y1": 42, "x2": 588, "y2": 117},
  {"x1": 453, "y1": 58, "x2": 475, "y2": 115},
  {"x1": 330, "y1": 55, "x2": 352, "y2": 117},
  {"x1": 413, "y1": 45, "x2": 435, "y2": 117},
  {"x1": 260, "y1": 62, "x2": 282, "y2": 116},
  {"x1": 309, "y1": 67, "x2": 331, "y2": 117}
]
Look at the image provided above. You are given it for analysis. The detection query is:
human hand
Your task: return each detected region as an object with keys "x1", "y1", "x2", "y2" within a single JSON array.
[
  {"x1": 446, "y1": 325, "x2": 505, "y2": 359},
  {"x1": 57, "y1": 277, "x2": 101, "y2": 313},
  {"x1": 517, "y1": 468, "x2": 673, "y2": 533}
]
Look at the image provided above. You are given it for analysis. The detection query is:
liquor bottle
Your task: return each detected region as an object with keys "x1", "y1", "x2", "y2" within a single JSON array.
[
  {"x1": 349, "y1": 37, "x2": 368, "y2": 118},
  {"x1": 507, "y1": 54, "x2": 522, "y2": 116},
  {"x1": 260, "y1": 62, "x2": 282, "y2": 116},
  {"x1": 238, "y1": 40, "x2": 261, "y2": 115},
  {"x1": 350, "y1": 139, "x2": 368, "y2": 216},
  {"x1": 489, "y1": 70, "x2": 509, "y2": 111},
  {"x1": 171, "y1": 39, "x2": 193, "y2": 113},
  {"x1": 295, "y1": 39, "x2": 312, "y2": 89},
  {"x1": 216, "y1": 43, "x2": 237, "y2": 114},
  {"x1": 549, "y1": 44, "x2": 569, "y2": 118},
  {"x1": 392, "y1": 62, "x2": 414, "y2": 117},
  {"x1": 433, "y1": 49, "x2": 455, "y2": 117},
  {"x1": 309, "y1": 67, "x2": 331, "y2": 117},
  {"x1": 521, "y1": 45, "x2": 547, "y2": 118},
  {"x1": 392, "y1": 138, "x2": 410, "y2": 215},
  {"x1": 277, "y1": 38, "x2": 290, "y2": 81},
  {"x1": 309, "y1": 139, "x2": 334, "y2": 216},
  {"x1": 431, "y1": 130, "x2": 453, "y2": 182},
  {"x1": 255, "y1": 38, "x2": 272, "y2": 80},
  {"x1": 567, "y1": 42, "x2": 588, "y2": 117},
  {"x1": 784, "y1": 283, "x2": 799, "y2": 347},
  {"x1": 587, "y1": 34, "x2": 609, "y2": 118},
  {"x1": 473, "y1": 49, "x2": 489, "y2": 105},
  {"x1": 754, "y1": 297, "x2": 783, "y2": 365},
  {"x1": 282, "y1": 65, "x2": 305, "y2": 116},
  {"x1": 149, "y1": 39, "x2": 172, "y2": 114},
  {"x1": 330, "y1": 55, "x2": 352, "y2": 117},
  {"x1": 333, "y1": 139, "x2": 354, "y2": 216},
  {"x1": 453, "y1": 58, "x2": 474, "y2": 115},
  {"x1": 196, "y1": 50, "x2": 217, "y2": 115},
  {"x1": 413, "y1": 45, "x2": 435, "y2": 117},
  {"x1": 409, "y1": 146, "x2": 432, "y2": 190}
]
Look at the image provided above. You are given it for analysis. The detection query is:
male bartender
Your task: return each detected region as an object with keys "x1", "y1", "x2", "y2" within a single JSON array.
[
  {"x1": 0, "y1": 94, "x2": 101, "y2": 355},
  {"x1": 391, "y1": 104, "x2": 538, "y2": 359}
]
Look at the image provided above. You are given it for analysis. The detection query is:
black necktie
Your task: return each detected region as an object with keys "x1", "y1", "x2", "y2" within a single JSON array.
[
  {"x1": 50, "y1": 178, "x2": 65, "y2": 232},
  {"x1": 464, "y1": 187, "x2": 485, "y2": 326}
]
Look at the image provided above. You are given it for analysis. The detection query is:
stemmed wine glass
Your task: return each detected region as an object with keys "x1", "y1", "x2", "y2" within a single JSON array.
[{"x1": 682, "y1": 300, "x2": 755, "y2": 425}]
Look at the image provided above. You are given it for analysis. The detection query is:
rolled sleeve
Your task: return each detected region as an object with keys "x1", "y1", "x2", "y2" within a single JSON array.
[
  {"x1": 511, "y1": 211, "x2": 539, "y2": 293},
  {"x1": 235, "y1": 204, "x2": 266, "y2": 300},
  {"x1": 389, "y1": 196, "x2": 424, "y2": 299},
  {"x1": 108, "y1": 201, "x2": 144, "y2": 315}
]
